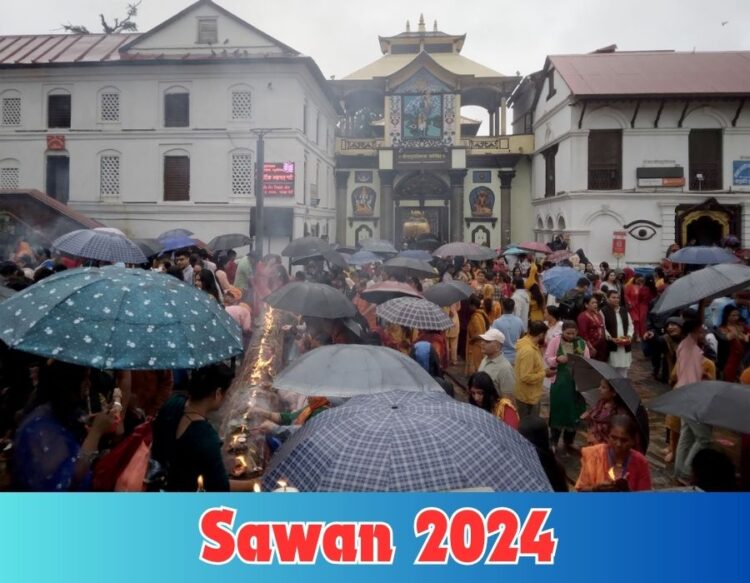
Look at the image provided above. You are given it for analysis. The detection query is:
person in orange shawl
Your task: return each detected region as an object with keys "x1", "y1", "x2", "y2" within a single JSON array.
[
  {"x1": 576, "y1": 415, "x2": 652, "y2": 492},
  {"x1": 465, "y1": 295, "x2": 490, "y2": 374}
]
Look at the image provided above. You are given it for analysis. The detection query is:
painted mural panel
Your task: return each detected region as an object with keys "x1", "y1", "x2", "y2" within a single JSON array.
[
  {"x1": 469, "y1": 186, "x2": 495, "y2": 217},
  {"x1": 403, "y1": 93, "x2": 443, "y2": 140},
  {"x1": 351, "y1": 186, "x2": 376, "y2": 216}
]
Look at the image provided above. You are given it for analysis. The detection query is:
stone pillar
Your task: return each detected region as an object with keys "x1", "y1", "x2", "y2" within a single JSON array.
[
  {"x1": 449, "y1": 170, "x2": 468, "y2": 242},
  {"x1": 379, "y1": 170, "x2": 396, "y2": 241},
  {"x1": 498, "y1": 168, "x2": 516, "y2": 247},
  {"x1": 494, "y1": 107, "x2": 501, "y2": 136},
  {"x1": 500, "y1": 97, "x2": 508, "y2": 136},
  {"x1": 334, "y1": 170, "x2": 350, "y2": 245}
]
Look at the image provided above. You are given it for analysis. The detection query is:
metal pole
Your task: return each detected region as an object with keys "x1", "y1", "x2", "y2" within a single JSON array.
[{"x1": 254, "y1": 132, "x2": 265, "y2": 256}]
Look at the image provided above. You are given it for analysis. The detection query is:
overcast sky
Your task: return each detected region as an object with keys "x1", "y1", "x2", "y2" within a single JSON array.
[{"x1": 3, "y1": 0, "x2": 749, "y2": 80}]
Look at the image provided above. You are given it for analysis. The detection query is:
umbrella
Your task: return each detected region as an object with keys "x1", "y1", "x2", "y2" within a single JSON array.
[
  {"x1": 93, "y1": 227, "x2": 126, "y2": 237},
  {"x1": 518, "y1": 241, "x2": 552, "y2": 255},
  {"x1": 264, "y1": 282, "x2": 356, "y2": 319},
  {"x1": 433, "y1": 242, "x2": 495, "y2": 261},
  {"x1": 273, "y1": 345, "x2": 444, "y2": 398},
  {"x1": 0, "y1": 286, "x2": 15, "y2": 301},
  {"x1": 160, "y1": 236, "x2": 200, "y2": 253},
  {"x1": 569, "y1": 355, "x2": 649, "y2": 449},
  {"x1": 53, "y1": 229, "x2": 147, "y2": 265},
  {"x1": 360, "y1": 239, "x2": 398, "y2": 254},
  {"x1": 207, "y1": 233, "x2": 252, "y2": 251},
  {"x1": 547, "y1": 250, "x2": 573, "y2": 264},
  {"x1": 281, "y1": 236, "x2": 332, "y2": 258},
  {"x1": 347, "y1": 250, "x2": 381, "y2": 266},
  {"x1": 501, "y1": 246, "x2": 527, "y2": 256},
  {"x1": 0, "y1": 266, "x2": 242, "y2": 370},
  {"x1": 134, "y1": 238, "x2": 162, "y2": 258},
  {"x1": 542, "y1": 266, "x2": 582, "y2": 298},
  {"x1": 158, "y1": 228, "x2": 194, "y2": 239},
  {"x1": 398, "y1": 249, "x2": 433, "y2": 261},
  {"x1": 383, "y1": 257, "x2": 438, "y2": 279},
  {"x1": 414, "y1": 236, "x2": 441, "y2": 252},
  {"x1": 647, "y1": 381, "x2": 750, "y2": 434},
  {"x1": 262, "y1": 390, "x2": 552, "y2": 491},
  {"x1": 290, "y1": 250, "x2": 347, "y2": 269},
  {"x1": 424, "y1": 281, "x2": 474, "y2": 307},
  {"x1": 376, "y1": 297, "x2": 453, "y2": 330},
  {"x1": 667, "y1": 246, "x2": 740, "y2": 265},
  {"x1": 361, "y1": 281, "x2": 424, "y2": 304},
  {"x1": 652, "y1": 264, "x2": 750, "y2": 315}
]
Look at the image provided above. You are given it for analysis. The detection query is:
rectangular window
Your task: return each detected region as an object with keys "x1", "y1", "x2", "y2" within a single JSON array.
[
  {"x1": 100, "y1": 92, "x2": 120, "y2": 122},
  {"x1": 546, "y1": 71, "x2": 556, "y2": 100},
  {"x1": 588, "y1": 130, "x2": 622, "y2": 190},
  {"x1": 46, "y1": 156, "x2": 69, "y2": 202},
  {"x1": 164, "y1": 93, "x2": 189, "y2": 127},
  {"x1": 231, "y1": 153, "x2": 253, "y2": 195},
  {"x1": 543, "y1": 144, "x2": 558, "y2": 198},
  {"x1": 100, "y1": 155, "x2": 120, "y2": 197},
  {"x1": 48, "y1": 94, "x2": 71, "y2": 128},
  {"x1": 0, "y1": 167, "x2": 19, "y2": 189},
  {"x1": 231, "y1": 91, "x2": 252, "y2": 120},
  {"x1": 1, "y1": 97, "x2": 21, "y2": 126},
  {"x1": 197, "y1": 18, "x2": 218, "y2": 44},
  {"x1": 302, "y1": 102, "x2": 308, "y2": 135},
  {"x1": 164, "y1": 156, "x2": 190, "y2": 201},
  {"x1": 689, "y1": 129, "x2": 723, "y2": 190}
]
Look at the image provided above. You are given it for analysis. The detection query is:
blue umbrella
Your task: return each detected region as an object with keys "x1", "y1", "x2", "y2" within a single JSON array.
[
  {"x1": 160, "y1": 236, "x2": 199, "y2": 253},
  {"x1": 542, "y1": 266, "x2": 581, "y2": 298},
  {"x1": 52, "y1": 229, "x2": 147, "y2": 264},
  {"x1": 668, "y1": 246, "x2": 740, "y2": 265},
  {"x1": 262, "y1": 390, "x2": 552, "y2": 491},
  {"x1": 399, "y1": 249, "x2": 433, "y2": 261},
  {"x1": 502, "y1": 246, "x2": 527, "y2": 256},
  {"x1": 0, "y1": 266, "x2": 242, "y2": 370},
  {"x1": 347, "y1": 250, "x2": 381, "y2": 266}
]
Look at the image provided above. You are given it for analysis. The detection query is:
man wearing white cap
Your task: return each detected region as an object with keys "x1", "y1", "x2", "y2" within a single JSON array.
[{"x1": 477, "y1": 328, "x2": 516, "y2": 398}]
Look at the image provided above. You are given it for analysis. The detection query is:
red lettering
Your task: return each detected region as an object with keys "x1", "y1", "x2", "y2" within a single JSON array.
[
  {"x1": 236, "y1": 523, "x2": 273, "y2": 564},
  {"x1": 448, "y1": 509, "x2": 486, "y2": 565},
  {"x1": 199, "y1": 507, "x2": 237, "y2": 565},
  {"x1": 321, "y1": 523, "x2": 358, "y2": 563},
  {"x1": 414, "y1": 508, "x2": 449, "y2": 564},
  {"x1": 485, "y1": 508, "x2": 520, "y2": 564},
  {"x1": 358, "y1": 523, "x2": 396, "y2": 564},
  {"x1": 518, "y1": 509, "x2": 557, "y2": 564},
  {"x1": 272, "y1": 523, "x2": 323, "y2": 564}
]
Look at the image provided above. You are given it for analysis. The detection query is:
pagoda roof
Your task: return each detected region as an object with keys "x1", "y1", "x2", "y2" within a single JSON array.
[{"x1": 342, "y1": 51, "x2": 506, "y2": 82}]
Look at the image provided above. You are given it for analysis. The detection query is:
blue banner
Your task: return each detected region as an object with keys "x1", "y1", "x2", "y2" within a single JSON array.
[{"x1": 0, "y1": 494, "x2": 747, "y2": 582}]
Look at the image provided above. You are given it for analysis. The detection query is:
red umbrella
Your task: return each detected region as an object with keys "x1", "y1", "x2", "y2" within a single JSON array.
[
  {"x1": 360, "y1": 281, "x2": 424, "y2": 305},
  {"x1": 547, "y1": 250, "x2": 573, "y2": 264},
  {"x1": 518, "y1": 241, "x2": 552, "y2": 254}
]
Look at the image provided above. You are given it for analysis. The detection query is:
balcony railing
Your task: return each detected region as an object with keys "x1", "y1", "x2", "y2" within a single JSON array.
[
  {"x1": 335, "y1": 134, "x2": 534, "y2": 156},
  {"x1": 588, "y1": 167, "x2": 622, "y2": 190},
  {"x1": 336, "y1": 137, "x2": 382, "y2": 155}
]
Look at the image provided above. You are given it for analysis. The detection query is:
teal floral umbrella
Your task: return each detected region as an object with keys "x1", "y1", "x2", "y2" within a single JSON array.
[{"x1": 0, "y1": 266, "x2": 242, "y2": 370}]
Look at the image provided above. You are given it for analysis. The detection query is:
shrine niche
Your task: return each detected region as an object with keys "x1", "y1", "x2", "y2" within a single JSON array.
[
  {"x1": 469, "y1": 186, "x2": 495, "y2": 217},
  {"x1": 354, "y1": 224, "x2": 374, "y2": 246},
  {"x1": 351, "y1": 186, "x2": 376, "y2": 216},
  {"x1": 675, "y1": 197, "x2": 740, "y2": 247},
  {"x1": 394, "y1": 172, "x2": 450, "y2": 198},
  {"x1": 471, "y1": 225, "x2": 491, "y2": 247}
]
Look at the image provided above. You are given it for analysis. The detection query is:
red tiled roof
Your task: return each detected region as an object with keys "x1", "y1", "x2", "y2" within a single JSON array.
[
  {"x1": 0, "y1": 34, "x2": 137, "y2": 65},
  {"x1": 549, "y1": 51, "x2": 750, "y2": 97}
]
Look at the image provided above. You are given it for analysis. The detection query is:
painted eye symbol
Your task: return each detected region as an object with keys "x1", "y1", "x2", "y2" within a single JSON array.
[{"x1": 625, "y1": 221, "x2": 659, "y2": 241}]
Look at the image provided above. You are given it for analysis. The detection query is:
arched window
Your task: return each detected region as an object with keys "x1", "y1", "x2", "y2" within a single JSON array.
[
  {"x1": 546, "y1": 217, "x2": 554, "y2": 231},
  {"x1": 230, "y1": 149, "x2": 253, "y2": 196},
  {"x1": 163, "y1": 148, "x2": 190, "y2": 201},
  {"x1": 164, "y1": 86, "x2": 189, "y2": 128},
  {"x1": 1, "y1": 90, "x2": 21, "y2": 127},
  {"x1": 0, "y1": 158, "x2": 20, "y2": 189},
  {"x1": 98, "y1": 87, "x2": 120, "y2": 123},
  {"x1": 536, "y1": 216, "x2": 544, "y2": 230},
  {"x1": 229, "y1": 84, "x2": 252, "y2": 121},
  {"x1": 98, "y1": 149, "x2": 121, "y2": 198},
  {"x1": 557, "y1": 216, "x2": 566, "y2": 231}
]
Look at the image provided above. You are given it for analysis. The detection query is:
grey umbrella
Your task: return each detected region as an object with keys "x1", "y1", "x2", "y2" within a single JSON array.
[
  {"x1": 281, "y1": 237, "x2": 332, "y2": 258},
  {"x1": 360, "y1": 239, "x2": 398, "y2": 254},
  {"x1": 433, "y1": 242, "x2": 496, "y2": 261},
  {"x1": 134, "y1": 238, "x2": 162, "y2": 258},
  {"x1": 360, "y1": 281, "x2": 424, "y2": 304},
  {"x1": 648, "y1": 381, "x2": 750, "y2": 433},
  {"x1": 668, "y1": 246, "x2": 740, "y2": 265},
  {"x1": 377, "y1": 297, "x2": 453, "y2": 330},
  {"x1": 424, "y1": 281, "x2": 474, "y2": 307},
  {"x1": 207, "y1": 233, "x2": 253, "y2": 251},
  {"x1": 262, "y1": 390, "x2": 552, "y2": 492},
  {"x1": 53, "y1": 229, "x2": 147, "y2": 264},
  {"x1": 264, "y1": 282, "x2": 356, "y2": 319},
  {"x1": 652, "y1": 264, "x2": 750, "y2": 315},
  {"x1": 158, "y1": 228, "x2": 194, "y2": 239},
  {"x1": 384, "y1": 257, "x2": 439, "y2": 278},
  {"x1": 273, "y1": 345, "x2": 444, "y2": 397}
]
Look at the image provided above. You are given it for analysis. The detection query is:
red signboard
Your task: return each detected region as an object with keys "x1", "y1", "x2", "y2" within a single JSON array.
[
  {"x1": 263, "y1": 162, "x2": 295, "y2": 197},
  {"x1": 612, "y1": 231, "x2": 626, "y2": 256},
  {"x1": 47, "y1": 135, "x2": 65, "y2": 151}
]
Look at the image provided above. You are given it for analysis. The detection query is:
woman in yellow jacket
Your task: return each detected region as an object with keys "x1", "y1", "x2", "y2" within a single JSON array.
[
  {"x1": 524, "y1": 261, "x2": 546, "y2": 323},
  {"x1": 465, "y1": 295, "x2": 490, "y2": 374}
]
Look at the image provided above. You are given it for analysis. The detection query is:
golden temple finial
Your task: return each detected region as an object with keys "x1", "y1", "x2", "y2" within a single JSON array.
[
  {"x1": 433, "y1": 20, "x2": 438, "y2": 32},
  {"x1": 406, "y1": 20, "x2": 411, "y2": 32},
  {"x1": 418, "y1": 14, "x2": 426, "y2": 33}
]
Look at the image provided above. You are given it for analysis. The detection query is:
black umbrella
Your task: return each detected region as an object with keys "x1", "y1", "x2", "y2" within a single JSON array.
[
  {"x1": 207, "y1": 233, "x2": 252, "y2": 251},
  {"x1": 569, "y1": 355, "x2": 649, "y2": 450},
  {"x1": 414, "y1": 235, "x2": 442, "y2": 252},
  {"x1": 424, "y1": 281, "x2": 473, "y2": 307},
  {"x1": 290, "y1": 250, "x2": 348, "y2": 269},
  {"x1": 134, "y1": 238, "x2": 162, "y2": 257},
  {"x1": 264, "y1": 282, "x2": 356, "y2": 319},
  {"x1": 648, "y1": 381, "x2": 750, "y2": 433},
  {"x1": 652, "y1": 264, "x2": 750, "y2": 315},
  {"x1": 360, "y1": 239, "x2": 398, "y2": 254},
  {"x1": 281, "y1": 237, "x2": 332, "y2": 258},
  {"x1": 384, "y1": 257, "x2": 438, "y2": 279}
]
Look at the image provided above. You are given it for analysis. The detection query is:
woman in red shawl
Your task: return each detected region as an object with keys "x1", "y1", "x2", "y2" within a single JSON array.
[
  {"x1": 577, "y1": 296, "x2": 608, "y2": 362},
  {"x1": 624, "y1": 275, "x2": 645, "y2": 340}
]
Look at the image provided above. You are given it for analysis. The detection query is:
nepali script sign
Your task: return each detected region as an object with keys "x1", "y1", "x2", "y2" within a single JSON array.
[{"x1": 263, "y1": 162, "x2": 295, "y2": 196}]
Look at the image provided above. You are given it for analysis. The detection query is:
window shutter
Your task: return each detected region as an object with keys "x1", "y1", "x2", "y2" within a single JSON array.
[
  {"x1": 164, "y1": 93, "x2": 189, "y2": 127},
  {"x1": 48, "y1": 95, "x2": 71, "y2": 128},
  {"x1": 1, "y1": 98, "x2": 21, "y2": 126},
  {"x1": 689, "y1": 129, "x2": 722, "y2": 190},
  {"x1": 588, "y1": 130, "x2": 622, "y2": 189},
  {"x1": 164, "y1": 156, "x2": 190, "y2": 201}
]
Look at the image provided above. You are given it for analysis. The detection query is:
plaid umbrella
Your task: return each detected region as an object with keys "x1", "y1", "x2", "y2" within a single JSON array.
[
  {"x1": 53, "y1": 229, "x2": 147, "y2": 264},
  {"x1": 281, "y1": 237, "x2": 332, "y2": 258},
  {"x1": 273, "y1": 345, "x2": 443, "y2": 397},
  {"x1": 207, "y1": 233, "x2": 252, "y2": 251},
  {"x1": 264, "y1": 282, "x2": 356, "y2": 319},
  {"x1": 424, "y1": 281, "x2": 473, "y2": 307},
  {"x1": 433, "y1": 242, "x2": 495, "y2": 261},
  {"x1": 361, "y1": 281, "x2": 424, "y2": 304},
  {"x1": 262, "y1": 390, "x2": 552, "y2": 491},
  {"x1": 0, "y1": 266, "x2": 242, "y2": 370},
  {"x1": 668, "y1": 246, "x2": 740, "y2": 265},
  {"x1": 360, "y1": 239, "x2": 398, "y2": 254},
  {"x1": 376, "y1": 297, "x2": 453, "y2": 330},
  {"x1": 158, "y1": 228, "x2": 194, "y2": 239},
  {"x1": 652, "y1": 264, "x2": 750, "y2": 315},
  {"x1": 384, "y1": 257, "x2": 438, "y2": 278}
]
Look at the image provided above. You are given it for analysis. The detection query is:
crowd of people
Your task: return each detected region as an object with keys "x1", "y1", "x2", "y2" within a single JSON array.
[{"x1": 0, "y1": 238, "x2": 745, "y2": 492}]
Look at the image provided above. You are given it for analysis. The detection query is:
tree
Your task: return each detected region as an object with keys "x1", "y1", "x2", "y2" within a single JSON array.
[{"x1": 62, "y1": 2, "x2": 141, "y2": 34}]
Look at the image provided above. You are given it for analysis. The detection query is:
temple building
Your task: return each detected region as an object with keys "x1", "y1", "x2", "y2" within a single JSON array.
[
  {"x1": 332, "y1": 16, "x2": 533, "y2": 249},
  {"x1": 514, "y1": 46, "x2": 750, "y2": 265}
]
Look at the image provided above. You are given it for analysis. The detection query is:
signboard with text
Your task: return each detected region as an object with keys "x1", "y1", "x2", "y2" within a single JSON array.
[
  {"x1": 612, "y1": 230, "x2": 626, "y2": 256},
  {"x1": 263, "y1": 162, "x2": 295, "y2": 196}
]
